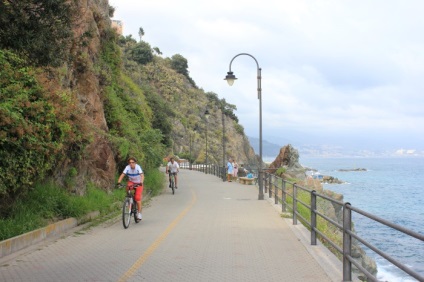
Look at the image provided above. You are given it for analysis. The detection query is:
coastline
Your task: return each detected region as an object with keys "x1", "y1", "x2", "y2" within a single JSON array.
[{"x1": 298, "y1": 156, "x2": 424, "y2": 281}]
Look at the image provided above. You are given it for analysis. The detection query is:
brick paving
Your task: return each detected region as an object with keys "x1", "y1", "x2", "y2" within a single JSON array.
[{"x1": 0, "y1": 169, "x2": 341, "y2": 282}]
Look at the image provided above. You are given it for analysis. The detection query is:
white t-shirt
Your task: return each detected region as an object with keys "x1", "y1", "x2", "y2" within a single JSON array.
[
  {"x1": 167, "y1": 161, "x2": 179, "y2": 173},
  {"x1": 122, "y1": 164, "x2": 143, "y2": 183}
]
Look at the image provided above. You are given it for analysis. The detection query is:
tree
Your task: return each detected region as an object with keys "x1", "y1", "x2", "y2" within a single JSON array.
[
  {"x1": 129, "y1": 41, "x2": 153, "y2": 65},
  {"x1": 170, "y1": 54, "x2": 189, "y2": 76},
  {"x1": 0, "y1": 0, "x2": 74, "y2": 67},
  {"x1": 117, "y1": 35, "x2": 137, "y2": 47},
  {"x1": 153, "y1": 47, "x2": 162, "y2": 55},
  {"x1": 138, "y1": 27, "x2": 144, "y2": 42}
]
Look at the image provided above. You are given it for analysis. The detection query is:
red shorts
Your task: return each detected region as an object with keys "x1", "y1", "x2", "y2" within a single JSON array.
[{"x1": 126, "y1": 182, "x2": 143, "y2": 201}]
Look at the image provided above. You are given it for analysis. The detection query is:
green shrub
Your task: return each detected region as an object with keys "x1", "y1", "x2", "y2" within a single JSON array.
[
  {"x1": 143, "y1": 169, "x2": 165, "y2": 197},
  {"x1": 276, "y1": 167, "x2": 287, "y2": 175},
  {"x1": 0, "y1": 182, "x2": 122, "y2": 240},
  {"x1": 0, "y1": 50, "x2": 89, "y2": 212},
  {"x1": 128, "y1": 41, "x2": 154, "y2": 65},
  {"x1": 0, "y1": 0, "x2": 74, "y2": 67}
]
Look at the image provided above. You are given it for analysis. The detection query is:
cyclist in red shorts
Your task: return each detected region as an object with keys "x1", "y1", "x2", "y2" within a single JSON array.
[{"x1": 117, "y1": 157, "x2": 144, "y2": 220}]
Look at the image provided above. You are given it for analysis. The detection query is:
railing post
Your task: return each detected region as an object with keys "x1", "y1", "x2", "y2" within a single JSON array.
[
  {"x1": 274, "y1": 176, "x2": 278, "y2": 205},
  {"x1": 268, "y1": 173, "x2": 272, "y2": 198},
  {"x1": 311, "y1": 190, "x2": 317, "y2": 245},
  {"x1": 293, "y1": 183, "x2": 297, "y2": 225},
  {"x1": 264, "y1": 171, "x2": 268, "y2": 193},
  {"x1": 282, "y1": 180, "x2": 286, "y2": 212},
  {"x1": 343, "y1": 202, "x2": 352, "y2": 282}
]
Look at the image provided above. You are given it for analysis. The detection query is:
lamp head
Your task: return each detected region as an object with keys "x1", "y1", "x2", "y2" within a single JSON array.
[{"x1": 224, "y1": 71, "x2": 237, "y2": 86}]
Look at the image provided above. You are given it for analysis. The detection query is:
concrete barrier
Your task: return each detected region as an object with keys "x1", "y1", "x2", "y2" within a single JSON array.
[
  {"x1": 0, "y1": 211, "x2": 100, "y2": 259},
  {"x1": 239, "y1": 177, "x2": 256, "y2": 185}
]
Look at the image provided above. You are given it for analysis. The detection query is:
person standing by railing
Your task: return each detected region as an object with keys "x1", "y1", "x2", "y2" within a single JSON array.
[
  {"x1": 232, "y1": 159, "x2": 238, "y2": 181},
  {"x1": 226, "y1": 158, "x2": 233, "y2": 182}
]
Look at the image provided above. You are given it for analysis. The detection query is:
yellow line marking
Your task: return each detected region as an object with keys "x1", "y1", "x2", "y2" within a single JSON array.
[{"x1": 118, "y1": 190, "x2": 197, "y2": 282}]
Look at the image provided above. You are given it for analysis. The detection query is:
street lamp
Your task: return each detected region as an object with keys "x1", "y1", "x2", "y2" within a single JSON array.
[
  {"x1": 204, "y1": 109, "x2": 210, "y2": 174},
  {"x1": 224, "y1": 53, "x2": 264, "y2": 200},
  {"x1": 221, "y1": 103, "x2": 226, "y2": 181},
  {"x1": 189, "y1": 132, "x2": 193, "y2": 170}
]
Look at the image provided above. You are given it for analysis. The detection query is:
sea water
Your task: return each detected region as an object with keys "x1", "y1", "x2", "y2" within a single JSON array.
[{"x1": 299, "y1": 157, "x2": 424, "y2": 282}]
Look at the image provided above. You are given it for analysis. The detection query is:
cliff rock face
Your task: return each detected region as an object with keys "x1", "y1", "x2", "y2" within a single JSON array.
[
  {"x1": 220, "y1": 114, "x2": 258, "y2": 167},
  {"x1": 54, "y1": 0, "x2": 116, "y2": 193}
]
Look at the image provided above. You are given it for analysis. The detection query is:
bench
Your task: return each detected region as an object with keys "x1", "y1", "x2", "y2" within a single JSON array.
[{"x1": 239, "y1": 177, "x2": 256, "y2": 185}]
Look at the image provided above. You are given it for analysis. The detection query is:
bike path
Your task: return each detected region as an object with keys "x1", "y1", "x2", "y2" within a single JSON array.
[{"x1": 0, "y1": 168, "x2": 341, "y2": 281}]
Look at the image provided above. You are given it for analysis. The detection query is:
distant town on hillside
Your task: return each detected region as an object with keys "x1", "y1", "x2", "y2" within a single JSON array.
[{"x1": 247, "y1": 137, "x2": 424, "y2": 160}]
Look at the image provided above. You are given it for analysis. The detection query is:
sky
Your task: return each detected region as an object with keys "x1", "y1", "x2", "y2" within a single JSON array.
[{"x1": 109, "y1": 0, "x2": 424, "y2": 155}]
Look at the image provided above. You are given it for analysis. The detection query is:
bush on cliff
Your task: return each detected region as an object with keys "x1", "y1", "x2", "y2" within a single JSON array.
[{"x1": 0, "y1": 50, "x2": 89, "y2": 215}]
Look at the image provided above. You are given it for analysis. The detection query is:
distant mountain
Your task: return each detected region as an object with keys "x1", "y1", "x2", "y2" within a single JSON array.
[{"x1": 248, "y1": 137, "x2": 283, "y2": 159}]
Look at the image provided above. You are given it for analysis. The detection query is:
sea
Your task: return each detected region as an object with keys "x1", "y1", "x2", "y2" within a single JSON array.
[{"x1": 298, "y1": 156, "x2": 424, "y2": 282}]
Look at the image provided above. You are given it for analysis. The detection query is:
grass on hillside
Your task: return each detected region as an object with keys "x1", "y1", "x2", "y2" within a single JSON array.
[
  {"x1": 0, "y1": 169, "x2": 165, "y2": 241},
  {"x1": 278, "y1": 183, "x2": 343, "y2": 260}
]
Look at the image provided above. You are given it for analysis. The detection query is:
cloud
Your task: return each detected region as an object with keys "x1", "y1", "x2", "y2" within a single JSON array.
[{"x1": 110, "y1": 0, "x2": 424, "y2": 151}]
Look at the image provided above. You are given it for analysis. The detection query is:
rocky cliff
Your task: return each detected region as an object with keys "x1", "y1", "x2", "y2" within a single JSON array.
[
  {"x1": 51, "y1": 0, "x2": 258, "y2": 192},
  {"x1": 52, "y1": 0, "x2": 116, "y2": 193},
  {"x1": 171, "y1": 110, "x2": 258, "y2": 168}
]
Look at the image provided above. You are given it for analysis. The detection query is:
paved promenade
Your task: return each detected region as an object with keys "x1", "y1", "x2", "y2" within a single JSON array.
[{"x1": 0, "y1": 169, "x2": 341, "y2": 282}]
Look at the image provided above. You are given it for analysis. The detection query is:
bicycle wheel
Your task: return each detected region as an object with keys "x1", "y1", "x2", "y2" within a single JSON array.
[
  {"x1": 122, "y1": 198, "x2": 131, "y2": 229},
  {"x1": 171, "y1": 176, "x2": 175, "y2": 194}
]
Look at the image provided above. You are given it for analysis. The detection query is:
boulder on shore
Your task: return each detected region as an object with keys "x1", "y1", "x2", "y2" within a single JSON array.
[{"x1": 268, "y1": 144, "x2": 305, "y2": 179}]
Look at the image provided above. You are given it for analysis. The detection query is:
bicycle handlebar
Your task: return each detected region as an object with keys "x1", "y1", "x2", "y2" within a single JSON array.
[{"x1": 118, "y1": 183, "x2": 142, "y2": 189}]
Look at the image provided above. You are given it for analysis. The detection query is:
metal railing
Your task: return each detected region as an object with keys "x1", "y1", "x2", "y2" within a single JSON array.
[
  {"x1": 180, "y1": 163, "x2": 424, "y2": 281},
  {"x1": 262, "y1": 171, "x2": 424, "y2": 282},
  {"x1": 180, "y1": 162, "x2": 226, "y2": 181}
]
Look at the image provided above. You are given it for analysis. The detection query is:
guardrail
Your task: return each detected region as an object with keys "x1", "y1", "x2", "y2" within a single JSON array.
[
  {"x1": 262, "y1": 171, "x2": 424, "y2": 282},
  {"x1": 180, "y1": 163, "x2": 424, "y2": 281},
  {"x1": 180, "y1": 162, "x2": 226, "y2": 181}
]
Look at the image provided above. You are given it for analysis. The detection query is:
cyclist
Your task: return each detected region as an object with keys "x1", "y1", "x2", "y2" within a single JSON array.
[
  {"x1": 166, "y1": 157, "x2": 179, "y2": 189},
  {"x1": 117, "y1": 157, "x2": 144, "y2": 220}
]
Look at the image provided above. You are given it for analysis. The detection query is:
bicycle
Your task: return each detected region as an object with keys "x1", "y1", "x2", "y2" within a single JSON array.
[
  {"x1": 168, "y1": 170, "x2": 176, "y2": 194},
  {"x1": 120, "y1": 183, "x2": 141, "y2": 229}
]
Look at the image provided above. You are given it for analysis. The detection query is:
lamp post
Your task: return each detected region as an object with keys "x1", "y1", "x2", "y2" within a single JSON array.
[
  {"x1": 221, "y1": 103, "x2": 226, "y2": 181},
  {"x1": 189, "y1": 132, "x2": 193, "y2": 170},
  {"x1": 224, "y1": 53, "x2": 264, "y2": 200},
  {"x1": 204, "y1": 109, "x2": 210, "y2": 174}
]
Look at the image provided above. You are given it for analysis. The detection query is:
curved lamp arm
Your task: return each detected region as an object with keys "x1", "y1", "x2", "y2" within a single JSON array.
[{"x1": 224, "y1": 53, "x2": 262, "y2": 100}]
